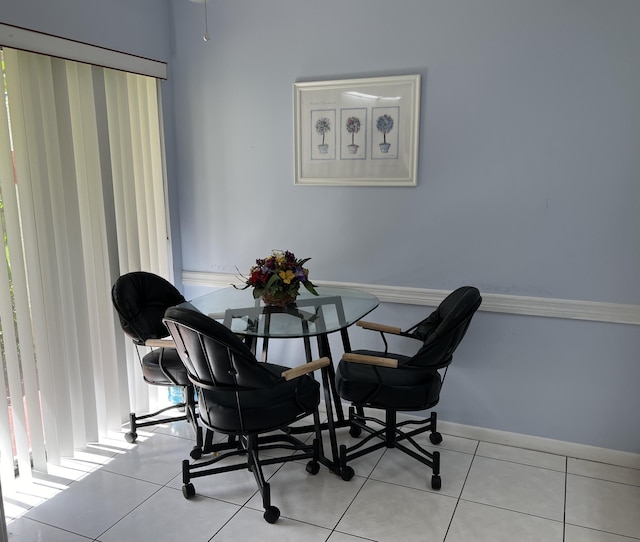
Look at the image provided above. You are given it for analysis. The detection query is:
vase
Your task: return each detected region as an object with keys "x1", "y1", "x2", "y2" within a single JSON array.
[
  {"x1": 261, "y1": 291, "x2": 297, "y2": 307},
  {"x1": 318, "y1": 144, "x2": 328, "y2": 154},
  {"x1": 379, "y1": 142, "x2": 391, "y2": 153},
  {"x1": 347, "y1": 144, "x2": 359, "y2": 154}
]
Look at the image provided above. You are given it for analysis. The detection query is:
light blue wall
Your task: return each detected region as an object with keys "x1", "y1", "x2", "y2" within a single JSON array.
[
  {"x1": 3, "y1": 0, "x2": 640, "y2": 453},
  {"x1": 172, "y1": 0, "x2": 640, "y2": 304},
  {"x1": 1, "y1": 0, "x2": 171, "y2": 61},
  {"x1": 170, "y1": 0, "x2": 640, "y2": 453}
]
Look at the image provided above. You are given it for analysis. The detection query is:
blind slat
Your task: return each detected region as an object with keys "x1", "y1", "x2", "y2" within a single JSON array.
[
  {"x1": 1, "y1": 46, "x2": 171, "y2": 483},
  {"x1": 3, "y1": 48, "x2": 60, "y2": 468}
]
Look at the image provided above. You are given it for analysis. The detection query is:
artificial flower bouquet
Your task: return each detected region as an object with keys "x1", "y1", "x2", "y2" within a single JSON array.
[{"x1": 237, "y1": 250, "x2": 318, "y2": 305}]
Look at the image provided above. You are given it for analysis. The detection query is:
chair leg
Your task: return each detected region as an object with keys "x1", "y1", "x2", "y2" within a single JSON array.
[
  {"x1": 347, "y1": 405, "x2": 364, "y2": 438},
  {"x1": 191, "y1": 426, "x2": 204, "y2": 460},
  {"x1": 338, "y1": 443, "x2": 354, "y2": 481},
  {"x1": 385, "y1": 409, "x2": 397, "y2": 447},
  {"x1": 303, "y1": 410, "x2": 322, "y2": 476},
  {"x1": 431, "y1": 450, "x2": 441, "y2": 489},
  {"x1": 185, "y1": 385, "x2": 205, "y2": 459},
  {"x1": 428, "y1": 411, "x2": 443, "y2": 444},
  {"x1": 247, "y1": 435, "x2": 281, "y2": 523},
  {"x1": 181, "y1": 459, "x2": 195, "y2": 498},
  {"x1": 125, "y1": 412, "x2": 138, "y2": 443},
  {"x1": 124, "y1": 387, "x2": 190, "y2": 443}
]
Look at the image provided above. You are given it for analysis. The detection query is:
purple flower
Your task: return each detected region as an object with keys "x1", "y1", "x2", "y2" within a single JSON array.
[{"x1": 294, "y1": 267, "x2": 307, "y2": 282}]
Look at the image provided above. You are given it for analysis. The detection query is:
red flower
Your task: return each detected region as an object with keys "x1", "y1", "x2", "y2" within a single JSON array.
[
  {"x1": 234, "y1": 250, "x2": 318, "y2": 298},
  {"x1": 249, "y1": 268, "x2": 269, "y2": 287}
]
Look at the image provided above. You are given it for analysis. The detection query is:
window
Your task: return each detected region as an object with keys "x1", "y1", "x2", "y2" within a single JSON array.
[{"x1": 0, "y1": 44, "x2": 171, "y2": 485}]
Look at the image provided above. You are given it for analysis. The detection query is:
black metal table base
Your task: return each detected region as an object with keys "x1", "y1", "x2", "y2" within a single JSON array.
[{"x1": 245, "y1": 322, "x2": 357, "y2": 477}]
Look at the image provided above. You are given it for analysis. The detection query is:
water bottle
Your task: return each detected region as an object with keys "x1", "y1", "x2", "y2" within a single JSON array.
[{"x1": 167, "y1": 386, "x2": 183, "y2": 405}]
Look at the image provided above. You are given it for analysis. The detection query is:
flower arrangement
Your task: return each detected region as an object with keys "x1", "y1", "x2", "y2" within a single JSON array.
[{"x1": 236, "y1": 250, "x2": 318, "y2": 305}]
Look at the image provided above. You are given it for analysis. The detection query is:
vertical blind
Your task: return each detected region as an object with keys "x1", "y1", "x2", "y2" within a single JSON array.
[{"x1": 0, "y1": 47, "x2": 172, "y2": 487}]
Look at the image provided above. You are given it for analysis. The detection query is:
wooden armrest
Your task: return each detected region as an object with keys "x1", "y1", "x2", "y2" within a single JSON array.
[
  {"x1": 281, "y1": 357, "x2": 331, "y2": 381},
  {"x1": 356, "y1": 321, "x2": 403, "y2": 335},
  {"x1": 144, "y1": 338, "x2": 177, "y2": 349},
  {"x1": 342, "y1": 352, "x2": 398, "y2": 368}
]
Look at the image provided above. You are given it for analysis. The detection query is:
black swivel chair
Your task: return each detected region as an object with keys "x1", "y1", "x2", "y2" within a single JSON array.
[
  {"x1": 111, "y1": 272, "x2": 204, "y2": 458},
  {"x1": 163, "y1": 306, "x2": 329, "y2": 524},
  {"x1": 335, "y1": 286, "x2": 482, "y2": 489}
]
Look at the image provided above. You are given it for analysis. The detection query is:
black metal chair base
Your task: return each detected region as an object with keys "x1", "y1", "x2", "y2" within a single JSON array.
[
  {"x1": 339, "y1": 406, "x2": 443, "y2": 490},
  {"x1": 124, "y1": 385, "x2": 213, "y2": 459},
  {"x1": 124, "y1": 402, "x2": 188, "y2": 444},
  {"x1": 181, "y1": 416, "x2": 323, "y2": 523}
]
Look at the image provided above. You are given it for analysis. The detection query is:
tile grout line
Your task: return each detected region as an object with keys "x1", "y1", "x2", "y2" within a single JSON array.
[
  {"x1": 328, "y1": 447, "x2": 389, "y2": 540},
  {"x1": 94, "y1": 481, "x2": 166, "y2": 541},
  {"x1": 205, "y1": 504, "x2": 244, "y2": 542},
  {"x1": 442, "y1": 439, "x2": 480, "y2": 542},
  {"x1": 563, "y1": 455, "x2": 568, "y2": 542},
  {"x1": 450, "y1": 441, "x2": 569, "y2": 530}
]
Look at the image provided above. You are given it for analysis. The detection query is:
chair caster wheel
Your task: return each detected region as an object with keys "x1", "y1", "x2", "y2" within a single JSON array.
[
  {"x1": 182, "y1": 483, "x2": 196, "y2": 499},
  {"x1": 306, "y1": 461, "x2": 320, "y2": 475},
  {"x1": 125, "y1": 431, "x2": 137, "y2": 443},
  {"x1": 429, "y1": 431, "x2": 443, "y2": 445},
  {"x1": 340, "y1": 466, "x2": 355, "y2": 481},
  {"x1": 190, "y1": 446, "x2": 202, "y2": 460},
  {"x1": 263, "y1": 506, "x2": 280, "y2": 524},
  {"x1": 431, "y1": 475, "x2": 442, "y2": 490},
  {"x1": 349, "y1": 425, "x2": 362, "y2": 438}
]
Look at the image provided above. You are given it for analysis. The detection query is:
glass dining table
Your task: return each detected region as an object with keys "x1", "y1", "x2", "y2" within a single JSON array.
[{"x1": 176, "y1": 285, "x2": 379, "y2": 474}]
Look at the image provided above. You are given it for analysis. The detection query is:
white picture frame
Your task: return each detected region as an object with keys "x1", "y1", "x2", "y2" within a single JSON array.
[{"x1": 294, "y1": 74, "x2": 421, "y2": 186}]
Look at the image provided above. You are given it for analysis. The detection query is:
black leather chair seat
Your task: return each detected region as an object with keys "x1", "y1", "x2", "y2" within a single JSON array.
[
  {"x1": 336, "y1": 350, "x2": 441, "y2": 410},
  {"x1": 199, "y1": 363, "x2": 319, "y2": 433},
  {"x1": 141, "y1": 348, "x2": 191, "y2": 386}
]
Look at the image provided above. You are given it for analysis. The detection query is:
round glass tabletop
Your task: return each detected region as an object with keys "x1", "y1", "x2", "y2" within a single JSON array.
[{"x1": 178, "y1": 285, "x2": 379, "y2": 338}]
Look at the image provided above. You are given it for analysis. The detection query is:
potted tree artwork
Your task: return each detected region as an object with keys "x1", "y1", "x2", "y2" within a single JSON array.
[
  {"x1": 315, "y1": 117, "x2": 331, "y2": 154},
  {"x1": 376, "y1": 114, "x2": 394, "y2": 153},
  {"x1": 345, "y1": 116, "x2": 361, "y2": 154}
]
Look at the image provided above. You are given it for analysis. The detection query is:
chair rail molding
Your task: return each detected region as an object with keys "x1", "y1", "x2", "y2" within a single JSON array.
[{"x1": 182, "y1": 271, "x2": 640, "y2": 326}]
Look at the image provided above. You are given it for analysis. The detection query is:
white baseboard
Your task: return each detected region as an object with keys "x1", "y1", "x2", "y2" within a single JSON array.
[
  {"x1": 437, "y1": 420, "x2": 640, "y2": 469},
  {"x1": 182, "y1": 271, "x2": 640, "y2": 326}
]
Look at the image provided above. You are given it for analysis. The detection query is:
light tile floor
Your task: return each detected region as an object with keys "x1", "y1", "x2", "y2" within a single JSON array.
[{"x1": 4, "y1": 412, "x2": 640, "y2": 542}]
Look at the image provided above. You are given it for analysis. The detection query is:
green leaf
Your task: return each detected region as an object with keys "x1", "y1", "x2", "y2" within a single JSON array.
[
  {"x1": 233, "y1": 283, "x2": 251, "y2": 290},
  {"x1": 303, "y1": 281, "x2": 319, "y2": 296},
  {"x1": 265, "y1": 273, "x2": 281, "y2": 290}
]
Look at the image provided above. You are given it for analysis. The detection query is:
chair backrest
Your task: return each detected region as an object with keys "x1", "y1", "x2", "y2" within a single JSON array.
[
  {"x1": 163, "y1": 306, "x2": 281, "y2": 391},
  {"x1": 405, "y1": 286, "x2": 482, "y2": 369},
  {"x1": 111, "y1": 271, "x2": 186, "y2": 343}
]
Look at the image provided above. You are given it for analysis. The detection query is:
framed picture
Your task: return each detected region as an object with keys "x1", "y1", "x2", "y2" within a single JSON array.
[{"x1": 294, "y1": 74, "x2": 421, "y2": 186}]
